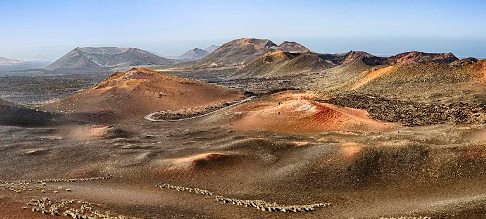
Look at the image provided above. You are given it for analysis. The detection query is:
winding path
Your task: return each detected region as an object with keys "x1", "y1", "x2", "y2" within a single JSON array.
[{"x1": 144, "y1": 96, "x2": 256, "y2": 122}]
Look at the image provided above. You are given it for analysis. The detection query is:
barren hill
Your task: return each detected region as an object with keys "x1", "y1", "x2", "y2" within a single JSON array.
[
  {"x1": 42, "y1": 68, "x2": 244, "y2": 121},
  {"x1": 348, "y1": 59, "x2": 486, "y2": 102},
  {"x1": 348, "y1": 54, "x2": 479, "y2": 91},
  {"x1": 278, "y1": 41, "x2": 310, "y2": 53},
  {"x1": 232, "y1": 51, "x2": 334, "y2": 78},
  {"x1": 181, "y1": 39, "x2": 390, "y2": 78},
  {"x1": 338, "y1": 51, "x2": 387, "y2": 66},
  {"x1": 174, "y1": 46, "x2": 220, "y2": 62},
  {"x1": 387, "y1": 51, "x2": 458, "y2": 65},
  {"x1": 306, "y1": 51, "x2": 484, "y2": 103},
  {"x1": 46, "y1": 47, "x2": 175, "y2": 71},
  {"x1": 231, "y1": 50, "x2": 386, "y2": 79},
  {"x1": 177, "y1": 48, "x2": 209, "y2": 61},
  {"x1": 221, "y1": 91, "x2": 391, "y2": 133},
  {"x1": 193, "y1": 38, "x2": 277, "y2": 68},
  {"x1": 205, "y1": 45, "x2": 219, "y2": 53}
]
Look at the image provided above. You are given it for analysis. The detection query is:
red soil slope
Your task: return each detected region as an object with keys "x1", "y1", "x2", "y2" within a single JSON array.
[
  {"x1": 228, "y1": 92, "x2": 391, "y2": 133},
  {"x1": 43, "y1": 68, "x2": 244, "y2": 120}
]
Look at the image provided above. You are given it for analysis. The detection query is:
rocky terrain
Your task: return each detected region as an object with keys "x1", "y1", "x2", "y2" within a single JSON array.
[
  {"x1": 1, "y1": 37, "x2": 485, "y2": 219},
  {"x1": 0, "y1": 99, "x2": 58, "y2": 126},
  {"x1": 324, "y1": 94, "x2": 486, "y2": 126}
]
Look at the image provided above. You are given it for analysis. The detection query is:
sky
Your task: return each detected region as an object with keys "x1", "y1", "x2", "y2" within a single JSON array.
[{"x1": 1, "y1": 0, "x2": 486, "y2": 59}]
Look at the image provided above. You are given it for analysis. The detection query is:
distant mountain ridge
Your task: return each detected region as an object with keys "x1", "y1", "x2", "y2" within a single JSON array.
[
  {"x1": 175, "y1": 45, "x2": 220, "y2": 61},
  {"x1": 189, "y1": 38, "x2": 464, "y2": 73},
  {"x1": 177, "y1": 48, "x2": 209, "y2": 61},
  {"x1": 0, "y1": 56, "x2": 51, "y2": 72},
  {"x1": 0, "y1": 56, "x2": 22, "y2": 65},
  {"x1": 205, "y1": 45, "x2": 219, "y2": 53},
  {"x1": 181, "y1": 38, "x2": 466, "y2": 79},
  {"x1": 45, "y1": 47, "x2": 175, "y2": 71}
]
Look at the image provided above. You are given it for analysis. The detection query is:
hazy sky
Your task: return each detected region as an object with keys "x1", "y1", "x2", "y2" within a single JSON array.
[{"x1": 1, "y1": 0, "x2": 486, "y2": 59}]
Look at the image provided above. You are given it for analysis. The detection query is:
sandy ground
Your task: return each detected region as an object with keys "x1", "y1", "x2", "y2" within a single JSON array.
[
  {"x1": 1, "y1": 105, "x2": 486, "y2": 218},
  {"x1": 1, "y1": 67, "x2": 485, "y2": 218}
]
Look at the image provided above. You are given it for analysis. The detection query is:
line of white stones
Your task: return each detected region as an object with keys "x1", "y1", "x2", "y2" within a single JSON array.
[
  {"x1": 0, "y1": 175, "x2": 112, "y2": 194},
  {"x1": 157, "y1": 183, "x2": 331, "y2": 213},
  {"x1": 28, "y1": 197, "x2": 138, "y2": 219}
]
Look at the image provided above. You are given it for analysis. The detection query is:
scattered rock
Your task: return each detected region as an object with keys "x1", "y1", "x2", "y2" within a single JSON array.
[
  {"x1": 27, "y1": 197, "x2": 138, "y2": 219},
  {"x1": 324, "y1": 94, "x2": 486, "y2": 126}
]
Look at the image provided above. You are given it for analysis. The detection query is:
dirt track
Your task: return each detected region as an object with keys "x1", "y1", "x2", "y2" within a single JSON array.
[{"x1": 145, "y1": 96, "x2": 255, "y2": 122}]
